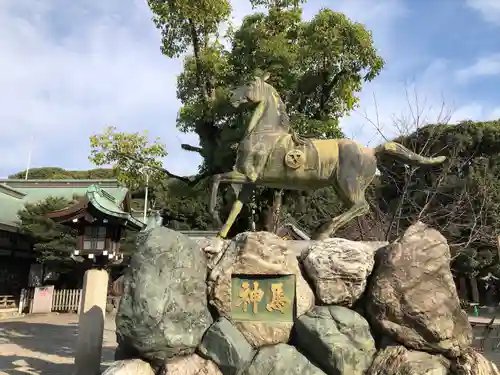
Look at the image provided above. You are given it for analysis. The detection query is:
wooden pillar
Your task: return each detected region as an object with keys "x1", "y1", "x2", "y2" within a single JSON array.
[
  {"x1": 470, "y1": 276, "x2": 480, "y2": 304},
  {"x1": 74, "y1": 269, "x2": 109, "y2": 375},
  {"x1": 458, "y1": 277, "x2": 468, "y2": 300}
]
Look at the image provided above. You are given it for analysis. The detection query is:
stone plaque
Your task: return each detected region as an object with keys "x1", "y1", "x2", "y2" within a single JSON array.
[{"x1": 230, "y1": 274, "x2": 295, "y2": 322}]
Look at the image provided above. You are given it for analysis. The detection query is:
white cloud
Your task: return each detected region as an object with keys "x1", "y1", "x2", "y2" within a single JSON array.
[
  {"x1": 455, "y1": 54, "x2": 500, "y2": 81},
  {"x1": 449, "y1": 104, "x2": 484, "y2": 123},
  {"x1": 466, "y1": 0, "x2": 500, "y2": 24},
  {"x1": 447, "y1": 103, "x2": 500, "y2": 124},
  {"x1": 342, "y1": 54, "x2": 500, "y2": 144},
  {"x1": 0, "y1": 0, "x2": 200, "y2": 177},
  {"x1": 0, "y1": 0, "x2": 409, "y2": 177},
  {"x1": 489, "y1": 107, "x2": 500, "y2": 119}
]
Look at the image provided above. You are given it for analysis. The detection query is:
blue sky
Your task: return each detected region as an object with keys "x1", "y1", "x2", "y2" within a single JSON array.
[{"x1": 0, "y1": 0, "x2": 499, "y2": 178}]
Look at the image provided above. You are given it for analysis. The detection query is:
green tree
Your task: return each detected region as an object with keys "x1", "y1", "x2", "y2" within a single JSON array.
[
  {"x1": 149, "y1": 1, "x2": 384, "y2": 234},
  {"x1": 148, "y1": 0, "x2": 233, "y2": 177},
  {"x1": 17, "y1": 196, "x2": 78, "y2": 263},
  {"x1": 153, "y1": 178, "x2": 215, "y2": 230},
  {"x1": 89, "y1": 126, "x2": 171, "y2": 191},
  {"x1": 9, "y1": 167, "x2": 116, "y2": 180},
  {"x1": 279, "y1": 187, "x2": 343, "y2": 234},
  {"x1": 230, "y1": 6, "x2": 383, "y2": 138},
  {"x1": 88, "y1": 126, "x2": 215, "y2": 229}
]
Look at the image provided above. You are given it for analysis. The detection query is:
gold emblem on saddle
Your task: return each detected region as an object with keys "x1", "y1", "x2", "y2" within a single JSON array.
[{"x1": 284, "y1": 149, "x2": 305, "y2": 169}]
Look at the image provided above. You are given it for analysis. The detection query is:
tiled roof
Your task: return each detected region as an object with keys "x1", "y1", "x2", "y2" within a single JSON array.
[
  {"x1": 0, "y1": 179, "x2": 126, "y2": 229},
  {"x1": 85, "y1": 185, "x2": 144, "y2": 229}
]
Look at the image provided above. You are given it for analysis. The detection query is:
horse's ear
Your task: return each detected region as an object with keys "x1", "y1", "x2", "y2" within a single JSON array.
[{"x1": 261, "y1": 72, "x2": 270, "y2": 81}]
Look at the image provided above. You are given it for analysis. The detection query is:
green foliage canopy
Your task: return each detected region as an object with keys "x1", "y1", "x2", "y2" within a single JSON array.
[
  {"x1": 150, "y1": 0, "x2": 383, "y2": 176},
  {"x1": 9, "y1": 167, "x2": 116, "y2": 180},
  {"x1": 147, "y1": 0, "x2": 384, "y2": 232},
  {"x1": 89, "y1": 126, "x2": 168, "y2": 191},
  {"x1": 153, "y1": 179, "x2": 214, "y2": 230},
  {"x1": 17, "y1": 196, "x2": 78, "y2": 263}
]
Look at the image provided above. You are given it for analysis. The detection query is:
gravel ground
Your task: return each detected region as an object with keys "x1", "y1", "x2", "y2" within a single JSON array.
[
  {"x1": 0, "y1": 313, "x2": 117, "y2": 375},
  {"x1": 1, "y1": 313, "x2": 500, "y2": 374}
]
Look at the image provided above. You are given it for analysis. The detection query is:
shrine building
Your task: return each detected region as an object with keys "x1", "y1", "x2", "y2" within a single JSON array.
[
  {"x1": 0, "y1": 179, "x2": 144, "y2": 302},
  {"x1": 46, "y1": 184, "x2": 143, "y2": 263}
]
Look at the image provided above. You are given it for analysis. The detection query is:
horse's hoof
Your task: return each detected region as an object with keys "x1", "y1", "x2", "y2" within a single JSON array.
[{"x1": 204, "y1": 238, "x2": 223, "y2": 254}]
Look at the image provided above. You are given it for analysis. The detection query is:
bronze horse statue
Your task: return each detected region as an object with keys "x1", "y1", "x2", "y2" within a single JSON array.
[{"x1": 209, "y1": 72, "x2": 446, "y2": 243}]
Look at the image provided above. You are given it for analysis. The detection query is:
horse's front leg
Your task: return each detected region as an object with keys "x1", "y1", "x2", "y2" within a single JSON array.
[
  {"x1": 206, "y1": 171, "x2": 254, "y2": 269},
  {"x1": 218, "y1": 182, "x2": 255, "y2": 239},
  {"x1": 209, "y1": 171, "x2": 247, "y2": 226},
  {"x1": 207, "y1": 182, "x2": 254, "y2": 269}
]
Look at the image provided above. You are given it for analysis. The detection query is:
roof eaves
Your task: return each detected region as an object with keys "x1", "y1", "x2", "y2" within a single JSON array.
[
  {"x1": 0, "y1": 184, "x2": 26, "y2": 199},
  {"x1": 87, "y1": 185, "x2": 144, "y2": 230},
  {"x1": 0, "y1": 221, "x2": 19, "y2": 232}
]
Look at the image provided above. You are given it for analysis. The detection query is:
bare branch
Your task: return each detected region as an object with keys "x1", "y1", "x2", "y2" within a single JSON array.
[
  {"x1": 115, "y1": 151, "x2": 209, "y2": 186},
  {"x1": 181, "y1": 144, "x2": 203, "y2": 153}
]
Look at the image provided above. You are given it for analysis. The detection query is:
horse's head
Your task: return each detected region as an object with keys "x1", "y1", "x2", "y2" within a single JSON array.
[{"x1": 230, "y1": 72, "x2": 271, "y2": 109}]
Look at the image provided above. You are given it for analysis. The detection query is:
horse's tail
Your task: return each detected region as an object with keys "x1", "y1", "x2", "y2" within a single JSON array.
[{"x1": 374, "y1": 142, "x2": 446, "y2": 165}]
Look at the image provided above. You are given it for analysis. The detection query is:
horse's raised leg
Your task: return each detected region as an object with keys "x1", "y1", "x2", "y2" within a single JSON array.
[
  {"x1": 312, "y1": 144, "x2": 376, "y2": 240},
  {"x1": 312, "y1": 199, "x2": 370, "y2": 240},
  {"x1": 206, "y1": 171, "x2": 253, "y2": 264},
  {"x1": 218, "y1": 183, "x2": 255, "y2": 239},
  {"x1": 209, "y1": 171, "x2": 248, "y2": 228},
  {"x1": 207, "y1": 182, "x2": 255, "y2": 274}
]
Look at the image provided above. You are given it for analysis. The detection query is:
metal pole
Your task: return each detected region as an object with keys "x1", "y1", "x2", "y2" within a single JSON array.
[
  {"x1": 143, "y1": 171, "x2": 149, "y2": 223},
  {"x1": 25, "y1": 135, "x2": 34, "y2": 180}
]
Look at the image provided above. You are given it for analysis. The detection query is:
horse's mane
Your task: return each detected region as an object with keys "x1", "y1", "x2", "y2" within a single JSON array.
[
  {"x1": 266, "y1": 84, "x2": 307, "y2": 143},
  {"x1": 266, "y1": 84, "x2": 291, "y2": 130}
]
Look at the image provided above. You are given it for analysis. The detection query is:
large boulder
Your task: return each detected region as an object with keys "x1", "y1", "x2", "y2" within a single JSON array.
[
  {"x1": 115, "y1": 227, "x2": 213, "y2": 365},
  {"x1": 102, "y1": 359, "x2": 155, "y2": 375},
  {"x1": 242, "y1": 344, "x2": 326, "y2": 375},
  {"x1": 450, "y1": 348, "x2": 500, "y2": 375},
  {"x1": 300, "y1": 238, "x2": 387, "y2": 306},
  {"x1": 367, "y1": 345, "x2": 450, "y2": 375},
  {"x1": 208, "y1": 232, "x2": 314, "y2": 348},
  {"x1": 198, "y1": 318, "x2": 255, "y2": 375},
  {"x1": 366, "y1": 222, "x2": 472, "y2": 357},
  {"x1": 165, "y1": 354, "x2": 223, "y2": 375},
  {"x1": 295, "y1": 305, "x2": 376, "y2": 375}
]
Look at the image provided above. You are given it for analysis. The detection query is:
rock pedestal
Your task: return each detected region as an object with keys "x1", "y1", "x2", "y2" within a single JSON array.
[
  {"x1": 198, "y1": 318, "x2": 255, "y2": 375},
  {"x1": 365, "y1": 222, "x2": 472, "y2": 357},
  {"x1": 243, "y1": 344, "x2": 325, "y2": 375},
  {"x1": 295, "y1": 305, "x2": 376, "y2": 375},
  {"x1": 115, "y1": 227, "x2": 213, "y2": 365},
  {"x1": 300, "y1": 238, "x2": 386, "y2": 306},
  {"x1": 208, "y1": 231, "x2": 314, "y2": 348},
  {"x1": 105, "y1": 223, "x2": 499, "y2": 375},
  {"x1": 368, "y1": 346, "x2": 450, "y2": 375},
  {"x1": 102, "y1": 359, "x2": 155, "y2": 375}
]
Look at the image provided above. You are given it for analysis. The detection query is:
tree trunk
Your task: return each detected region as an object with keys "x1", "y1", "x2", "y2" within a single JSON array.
[
  {"x1": 188, "y1": 19, "x2": 208, "y2": 102},
  {"x1": 264, "y1": 189, "x2": 283, "y2": 233},
  {"x1": 188, "y1": 19, "x2": 219, "y2": 175}
]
